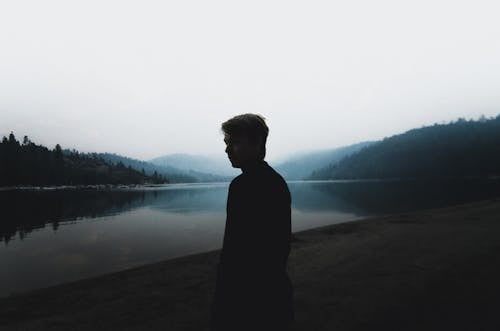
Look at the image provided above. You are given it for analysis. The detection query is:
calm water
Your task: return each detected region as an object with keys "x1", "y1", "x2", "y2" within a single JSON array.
[{"x1": 1, "y1": 179, "x2": 500, "y2": 297}]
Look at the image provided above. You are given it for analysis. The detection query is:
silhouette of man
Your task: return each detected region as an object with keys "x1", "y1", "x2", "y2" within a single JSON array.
[{"x1": 211, "y1": 114, "x2": 294, "y2": 331}]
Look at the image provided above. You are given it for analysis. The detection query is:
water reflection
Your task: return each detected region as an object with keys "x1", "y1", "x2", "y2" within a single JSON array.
[
  {"x1": 301, "y1": 178, "x2": 500, "y2": 213},
  {"x1": 1, "y1": 189, "x2": 142, "y2": 243},
  {"x1": 1, "y1": 179, "x2": 499, "y2": 297},
  {"x1": 0, "y1": 184, "x2": 229, "y2": 244},
  {"x1": 3, "y1": 179, "x2": 500, "y2": 244}
]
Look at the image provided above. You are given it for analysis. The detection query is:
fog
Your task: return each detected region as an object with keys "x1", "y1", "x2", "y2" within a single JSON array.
[{"x1": 1, "y1": 0, "x2": 499, "y2": 161}]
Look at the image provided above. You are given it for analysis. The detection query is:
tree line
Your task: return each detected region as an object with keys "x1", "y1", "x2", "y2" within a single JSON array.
[
  {"x1": 0, "y1": 133, "x2": 168, "y2": 186},
  {"x1": 309, "y1": 115, "x2": 500, "y2": 180}
]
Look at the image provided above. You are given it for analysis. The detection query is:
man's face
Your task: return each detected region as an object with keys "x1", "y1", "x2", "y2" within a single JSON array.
[{"x1": 224, "y1": 133, "x2": 260, "y2": 168}]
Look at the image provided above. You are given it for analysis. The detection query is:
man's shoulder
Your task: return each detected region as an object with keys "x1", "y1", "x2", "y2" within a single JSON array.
[
  {"x1": 261, "y1": 164, "x2": 290, "y2": 200},
  {"x1": 229, "y1": 173, "x2": 245, "y2": 189},
  {"x1": 231, "y1": 172, "x2": 245, "y2": 182},
  {"x1": 264, "y1": 163, "x2": 288, "y2": 185}
]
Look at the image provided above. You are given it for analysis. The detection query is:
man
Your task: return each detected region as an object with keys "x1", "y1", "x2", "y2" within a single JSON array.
[{"x1": 211, "y1": 114, "x2": 294, "y2": 331}]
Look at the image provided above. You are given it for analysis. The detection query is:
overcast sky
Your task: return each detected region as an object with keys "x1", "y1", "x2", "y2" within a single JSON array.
[{"x1": 1, "y1": 0, "x2": 499, "y2": 162}]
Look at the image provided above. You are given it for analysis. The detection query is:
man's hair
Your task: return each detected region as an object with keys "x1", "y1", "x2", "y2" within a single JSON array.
[{"x1": 221, "y1": 113, "x2": 269, "y2": 160}]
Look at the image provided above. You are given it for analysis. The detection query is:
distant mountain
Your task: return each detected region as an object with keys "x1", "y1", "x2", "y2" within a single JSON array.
[
  {"x1": 274, "y1": 142, "x2": 374, "y2": 180},
  {"x1": 149, "y1": 153, "x2": 239, "y2": 178},
  {"x1": 98, "y1": 153, "x2": 229, "y2": 183},
  {"x1": 309, "y1": 115, "x2": 500, "y2": 180}
]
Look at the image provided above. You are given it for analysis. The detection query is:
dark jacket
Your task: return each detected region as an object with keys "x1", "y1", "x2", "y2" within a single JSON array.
[{"x1": 211, "y1": 161, "x2": 293, "y2": 331}]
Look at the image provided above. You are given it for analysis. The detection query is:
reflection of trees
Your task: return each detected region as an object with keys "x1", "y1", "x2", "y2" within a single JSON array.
[
  {"x1": 289, "y1": 182, "x2": 363, "y2": 214},
  {"x1": 3, "y1": 180, "x2": 498, "y2": 244},
  {"x1": 0, "y1": 189, "x2": 147, "y2": 244},
  {"x1": 311, "y1": 179, "x2": 500, "y2": 214},
  {"x1": 0, "y1": 185, "x2": 229, "y2": 244},
  {"x1": 142, "y1": 186, "x2": 227, "y2": 213}
]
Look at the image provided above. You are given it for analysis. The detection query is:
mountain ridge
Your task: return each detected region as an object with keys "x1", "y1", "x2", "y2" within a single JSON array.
[{"x1": 309, "y1": 115, "x2": 500, "y2": 180}]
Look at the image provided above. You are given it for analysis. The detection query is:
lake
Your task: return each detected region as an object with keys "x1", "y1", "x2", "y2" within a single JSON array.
[{"x1": 1, "y1": 179, "x2": 500, "y2": 297}]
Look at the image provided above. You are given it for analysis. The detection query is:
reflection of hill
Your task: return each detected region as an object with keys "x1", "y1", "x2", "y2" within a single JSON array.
[
  {"x1": 0, "y1": 185, "x2": 230, "y2": 244},
  {"x1": 4, "y1": 179, "x2": 498, "y2": 245},
  {"x1": 288, "y1": 182, "x2": 363, "y2": 214},
  {"x1": 308, "y1": 179, "x2": 500, "y2": 214},
  {"x1": 140, "y1": 184, "x2": 228, "y2": 213},
  {"x1": 0, "y1": 189, "x2": 147, "y2": 243}
]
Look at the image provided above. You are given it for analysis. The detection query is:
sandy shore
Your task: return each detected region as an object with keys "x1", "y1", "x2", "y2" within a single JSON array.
[{"x1": 2, "y1": 198, "x2": 500, "y2": 330}]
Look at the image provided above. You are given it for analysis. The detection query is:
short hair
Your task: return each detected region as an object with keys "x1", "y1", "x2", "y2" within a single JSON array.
[{"x1": 221, "y1": 113, "x2": 269, "y2": 159}]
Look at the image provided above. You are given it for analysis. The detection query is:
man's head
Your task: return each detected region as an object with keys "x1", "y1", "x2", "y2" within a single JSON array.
[{"x1": 221, "y1": 114, "x2": 269, "y2": 168}]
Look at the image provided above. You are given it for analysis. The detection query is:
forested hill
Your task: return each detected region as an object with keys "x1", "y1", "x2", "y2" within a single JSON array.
[
  {"x1": 309, "y1": 115, "x2": 500, "y2": 180},
  {"x1": 98, "y1": 153, "x2": 228, "y2": 183},
  {"x1": 274, "y1": 141, "x2": 374, "y2": 180},
  {"x1": 97, "y1": 153, "x2": 198, "y2": 183},
  {"x1": 0, "y1": 133, "x2": 167, "y2": 187}
]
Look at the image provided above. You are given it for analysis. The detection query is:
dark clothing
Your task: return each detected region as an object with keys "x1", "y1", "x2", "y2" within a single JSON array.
[{"x1": 211, "y1": 161, "x2": 293, "y2": 331}]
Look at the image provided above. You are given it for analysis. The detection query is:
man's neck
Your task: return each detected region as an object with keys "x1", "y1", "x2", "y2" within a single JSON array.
[{"x1": 241, "y1": 159, "x2": 266, "y2": 173}]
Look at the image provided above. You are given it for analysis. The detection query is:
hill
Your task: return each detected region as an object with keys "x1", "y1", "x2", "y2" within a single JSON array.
[
  {"x1": 309, "y1": 115, "x2": 500, "y2": 180},
  {"x1": 149, "y1": 153, "x2": 238, "y2": 179},
  {"x1": 97, "y1": 153, "x2": 227, "y2": 183},
  {"x1": 274, "y1": 142, "x2": 373, "y2": 180},
  {"x1": 0, "y1": 133, "x2": 167, "y2": 186}
]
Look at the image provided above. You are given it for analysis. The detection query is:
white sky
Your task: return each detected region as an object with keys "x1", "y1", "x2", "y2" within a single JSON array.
[{"x1": 1, "y1": 0, "x2": 499, "y2": 162}]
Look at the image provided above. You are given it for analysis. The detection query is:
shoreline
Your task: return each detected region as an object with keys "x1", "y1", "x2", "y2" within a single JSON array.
[
  {"x1": 2, "y1": 197, "x2": 500, "y2": 330},
  {"x1": 3, "y1": 175, "x2": 499, "y2": 191}
]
